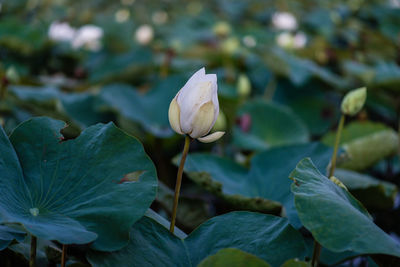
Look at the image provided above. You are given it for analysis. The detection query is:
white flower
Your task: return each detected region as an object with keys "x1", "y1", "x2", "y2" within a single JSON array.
[
  {"x1": 243, "y1": 35, "x2": 256, "y2": 48},
  {"x1": 152, "y1": 11, "x2": 168, "y2": 25},
  {"x1": 72, "y1": 25, "x2": 103, "y2": 51},
  {"x1": 272, "y1": 12, "x2": 298, "y2": 30},
  {"x1": 48, "y1": 21, "x2": 76, "y2": 42},
  {"x1": 135, "y1": 24, "x2": 154, "y2": 45},
  {"x1": 115, "y1": 9, "x2": 130, "y2": 23},
  {"x1": 168, "y1": 68, "x2": 225, "y2": 143},
  {"x1": 276, "y1": 32, "x2": 307, "y2": 49}
]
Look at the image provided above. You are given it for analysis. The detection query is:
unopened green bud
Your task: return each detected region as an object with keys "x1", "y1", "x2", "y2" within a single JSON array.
[
  {"x1": 237, "y1": 74, "x2": 251, "y2": 97},
  {"x1": 221, "y1": 37, "x2": 240, "y2": 54},
  {"x1": 341, "y1": 87, "x2": 367, "y2": 116},
  {"x1": 6, "y1": 66, "x2": 20, "y2": 83},
  {"x1": 213, "y1": 21, "x2": 231, "y2": 37}
]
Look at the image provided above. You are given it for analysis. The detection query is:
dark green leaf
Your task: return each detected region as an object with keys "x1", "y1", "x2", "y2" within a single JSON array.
[
  {"x1": 0, "y1": 117, "x2": 157, "y2": 251},
  {"x1": 87, "y1": 212, "x2": 307, "y2": 267},
  {"x1": 233, "y1": 100, "x2": 309, "y2": 151},
  {"x1": 181, "y1": 143, "x2": 332, "y2": 228},
  {"x1": 290, "y1": 158, "x2": 400, "y2": 257},
  {"x1": 197, "y1": 248, "x2": 271, "y2": 267}
]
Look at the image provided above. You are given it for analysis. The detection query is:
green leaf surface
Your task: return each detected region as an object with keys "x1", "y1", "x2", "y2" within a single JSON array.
[
  {"x1": 233, "y1": 100, "x2": 309, "y2": 151},
  {"x1": 0, "y1": 117, "x2": 157, "y2": 251},
  {"x1": 280, "y1": 259, "x2": 308, "y2": 267},
  {"x1": 197, "y1": 248, "x2": 271, "y2": 267},
  {"x1": 87, "y1": 212, "x2": 307, "y2": 267},
  {"x1": 335, "y1": 168, "x2": 397, "y2": 210},
  {"x1": 0, "y1": 225, "x2": 26, "y2": 250},
  {"x1": 181, "y1": 143, "x2": 332, "y2": 228},
  {"x1": 9, "y1": 85, "x2": 109, "y2": 128},
  {"x1": 98, "y1": 75, "x2": 185, "y2": 137},
  {"x1": 290, "y1": 158, "x2": 400, "y2": 257},
  {"x1": 322, "y1": 121, "x2": 399, "y2": 171}
]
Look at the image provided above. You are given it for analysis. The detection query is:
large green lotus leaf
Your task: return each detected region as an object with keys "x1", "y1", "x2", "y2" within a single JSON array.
[
  {"x1": 98, "y1": 75, "x2": 185, "y2": 137},
  {"x1": 0, "y1": 117, "x2": 157, "y2": 251},
  {"x1": 290, "y1": 158, "x2": 400, "y2": 257},
  {"x1": 9, "y1": 85, "x2": 109, "y2": 128},
  {"x1": 87, "y1": 212, "x2": 307, "y2": 267},
  {"x1": 322, "y1": 121, "x2": 399, "y2": 171},
  {"x1": 264, "y1": 48, "x2": 346, "y2": 88},
  {"x1": 233, "y1": 100, "x2": 309, "y2": 151},
  {"x1": 197, "y1": 248, "x2": 271, "y2": 267},
  {"x1": 335, "y1": 168, "x2": 397, "y2": 210},
  {"x1": 86, "y1": 47, "x2": 154, "y2": 83},
  {"x1": 280, "y1": 259, "x2": 308, "y2": 267},
  {"x1": 0, "y1": 225, "x2": 26, "y2": 250},
  {"x1": 181, "y1": 143, "x2": 332, "y2": 228}
]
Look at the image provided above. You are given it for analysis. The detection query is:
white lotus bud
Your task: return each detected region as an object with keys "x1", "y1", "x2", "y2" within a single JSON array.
[
  {"x1": 341, "y1": 87, "x2": 367, "y2": 116},
  {"x1": 135, "y1": 24, "x2": 154, "y2": 45},
  {"x1": 168, "y1": 68, "x2": 225, "y2": 143},
  {"x1": 272, "y1": 12, "x2": 298, "y2": 31}
]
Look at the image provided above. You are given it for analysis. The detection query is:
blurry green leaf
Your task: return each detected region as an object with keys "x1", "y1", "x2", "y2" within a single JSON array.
[
  {"x1": 99, "y1": 75, "x2": 185, "y2": 137},
  {"x1": 290, "y1": 158, "x2": 400, "y2": 257},
  {"x1": 335, "y1": 168, "x2": 397, "y2": 210},
  {"x1": 180, "y1": 142, "x2": 332, "y2": 228},
  {"x1": 87, "y1": 212, "x2": 307, "y2": 267},
  {"x1": 0, "y1": 225, "x2": 26, "y2": 251},
  {"x1": 197, "y1": 248, "x2": 271, "y2": 267},
  {"x1": 280, "y1": 259, "x2": 308, "y2": 267},
  {"x1": 322, "y1": 121, "x2": 399, "y2": 171},
  {"x1": 86, "y1": 48, "x2": 154, "y2": 83},
  {"x1": 266, "y1": 48, "x2": 346, "y2": 88},
  {"x1": 156, "y1": 182, "x2": 210, "y2": 230},
  {"x1": 373, "y1": 61, "x2": 400, "y2": 89},
  {"x1": 233, "y1": 100, "x2": 309, "y2": 151},
  {"x1": 0, "y1": 117, "x2": 157, "y2": 251},
  {"x1": 9, "y1": 85, "x2": 109, "y2": 128}
]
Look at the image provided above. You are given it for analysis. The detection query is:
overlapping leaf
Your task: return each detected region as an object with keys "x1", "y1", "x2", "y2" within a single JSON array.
[
  {"x1": 290, "y1": 158, "x2": 400, "y2": 257},
  {"x1": 233, "y1": 100, "x2": 309, "y2": 151},
  {"x1": 0, "y1": 117, "x2": 157, "y2": 251},
  {"x1": 87, "y1": 212, "x2": 307, "y2": 267},
  {"x1": 180, "y1": 142, "x2": 332, "y2": 228}
]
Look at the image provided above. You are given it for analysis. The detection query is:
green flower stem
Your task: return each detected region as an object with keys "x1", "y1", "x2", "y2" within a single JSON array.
[
  {"x1": 311, "y1": 114, "x2": 346, "y2": 267},
  {"x1": 29, "y1": 235, "x2": 37, "y2": 267},
  {"x1": 169, "y1": 135, "x2": 191, "y2": 233},
  {"x1": 329, "y1": 114, "x2": 346, "y2": 178},
  {"x1": 61, "y1": 245, "x2": 67, "y2": 267}
]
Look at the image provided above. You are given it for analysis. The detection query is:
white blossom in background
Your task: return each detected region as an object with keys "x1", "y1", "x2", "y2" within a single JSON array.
[
  {"x1": 272, "y1": 12, "x2": 298, "y2": 30},
  {"x1": 389, "y1": 0, "x2": 400, "y2": 7},
  {"x1": 135, "y1": 24, "x2": 154, "y2": 45},
  {"x1": 115, "y1": 9, "x2": 130, "y2": 23},
  {"x1": 243, "y1": 35, "x2": 257, "y2": 48},
  {"x1": 293, "y1": 32, "x2": 307, "y2": 48},
  {"x1": 71, "y1": 25, "x2": 104, "y2": 51},
  {"x1": 276, "y1": 32, "x2": 307, "y2": 49},
  {"x1": 48, "y1": 21, "x2": 76, "y2": 42},
  {"x1": 152, "y1": 11, "x2": 168, "y2": 25}
]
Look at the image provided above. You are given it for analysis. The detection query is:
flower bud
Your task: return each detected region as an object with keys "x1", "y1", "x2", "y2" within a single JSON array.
[
  {"x1": 341, "y1": 87, "x2": 367, "y2": 116},
  {"x1": 237, "y1": 74, "x2": 251, "y2": 97},
  {"x1": 213, "y1": 21, "x2": 231, "y2": 37},
  {"x1": 168, "y1": 68, "x2": 225, "y2": 143}
]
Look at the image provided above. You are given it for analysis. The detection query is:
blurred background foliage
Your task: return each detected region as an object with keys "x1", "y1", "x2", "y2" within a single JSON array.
[{"x1": 1, "y1": 0, "x2": 400, "y2": 265}]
